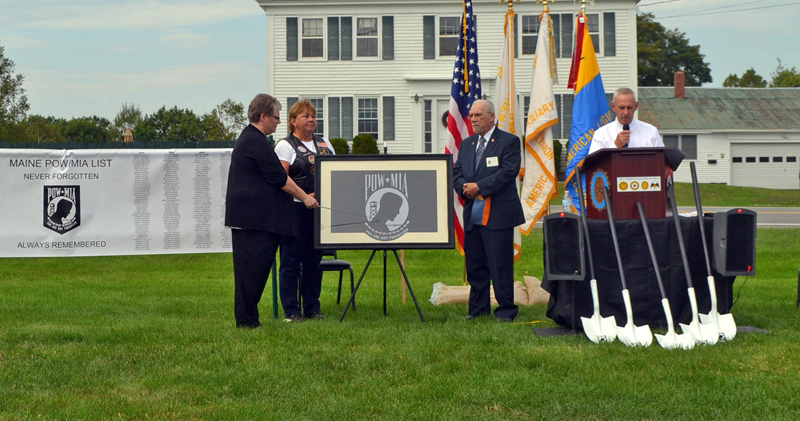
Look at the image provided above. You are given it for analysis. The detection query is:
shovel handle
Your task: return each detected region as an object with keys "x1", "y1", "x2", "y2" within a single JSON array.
[
  {"x1": 637, "y1": 202, "x2": 667, "y2": 299},
  {"x1": 603, "y1": 184, "x2": 628, "y2": 290},
  {"x1": 667, "y1": 181, "x2": 696, "y2": 289},
  {"x1": 575, "y1": 166, "x2": 597, "y2": 279},
  {"x1": 690, "y1": 162, "x2": 714, "y2": 276}
]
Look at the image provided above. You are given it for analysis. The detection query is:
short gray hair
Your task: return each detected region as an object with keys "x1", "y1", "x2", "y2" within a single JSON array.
[
  {"x1": 472, "y1": 99, "x2": 496, "y2": 115},
  {"x1": 247, "y1": 94, "x2": 282, "y2": 123},
  {"x1": 612, "y1": 87, "x2": 637, "y2": 104}
]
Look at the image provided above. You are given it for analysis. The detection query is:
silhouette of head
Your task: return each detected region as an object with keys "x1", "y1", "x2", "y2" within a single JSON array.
[
  {"x1": 375, "y1": 192, "x2": 403, "y2": 224},
  {"x1": 49, "y1": 199, "x2": 73, "y2": 224}
]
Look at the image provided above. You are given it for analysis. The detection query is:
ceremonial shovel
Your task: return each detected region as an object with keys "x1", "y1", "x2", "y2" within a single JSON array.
[
  {"x1": 637, "y1": 202, "x2": 694, "y2": 350},
  {"x1": 690, "y1": 162, "x2": 737, "y2": 341},
  {"x1": 603, "y1": 185, "x2": 652, "y2": 347},
  {"x1": 576, "y1": 167, "x2": 617, "y2": 343},
  {"x1": 667, "y1": 181, "x2": 719, "y2": 345}
]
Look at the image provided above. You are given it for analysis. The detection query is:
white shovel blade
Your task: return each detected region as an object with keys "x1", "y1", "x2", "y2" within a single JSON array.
[
  {"x1": 581, "y1": 314, "x2": 618, "y2": 343},
  {"x1": 700, "y1": 311, "x2": 737, "y2": 341},
  {"x1": 680, "y1": 320, "x2": 719, "y2": 345},
  {"x1": 700, "y1": 276, "x2": 737, "y2": 341},
  {"x1": 655, "y1": 298, "x2": 694, "y2": 350},
  {"x1": 616, "y1": 290, "x2": 652, "y2": 347}
]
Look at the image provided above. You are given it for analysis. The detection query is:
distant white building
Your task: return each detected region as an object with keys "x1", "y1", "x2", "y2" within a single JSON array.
[
  {"x1": 254, "y1": 0, "x2": 641, "y2": 154},
  {"x1": 639, "y1": 73, "x2": 800, "y2": 189}
]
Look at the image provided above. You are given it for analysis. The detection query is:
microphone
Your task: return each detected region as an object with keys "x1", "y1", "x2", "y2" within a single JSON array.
[{"x1": 622, "y1": 124, "x2": 630, "y2": 148}]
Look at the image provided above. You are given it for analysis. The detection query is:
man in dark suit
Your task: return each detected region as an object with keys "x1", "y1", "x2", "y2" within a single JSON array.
[
  {"x1": 453, "y1": 99, "x2": 525, "y2": 322},
  {"x1": 225, "y1": 94, "x2": 318, "y2": 328}
]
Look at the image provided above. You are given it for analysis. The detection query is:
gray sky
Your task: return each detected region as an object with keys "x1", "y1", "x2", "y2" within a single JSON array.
[
  {"x1": 638, "y1": 0, "x2": 800, "y2": 86},
  {"x1": 1, "y1": 0, "x2": 798, "y2": 121}
]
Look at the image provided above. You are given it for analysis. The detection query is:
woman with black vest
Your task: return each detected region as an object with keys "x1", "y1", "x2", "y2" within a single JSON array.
[{"x1": 274, "y1": 99, "x2": 335, "y2": 322}]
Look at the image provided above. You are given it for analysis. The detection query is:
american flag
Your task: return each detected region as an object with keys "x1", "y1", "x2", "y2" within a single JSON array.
[{"x1": 446, "y1": 0, "x2": 482, "y2": 254}]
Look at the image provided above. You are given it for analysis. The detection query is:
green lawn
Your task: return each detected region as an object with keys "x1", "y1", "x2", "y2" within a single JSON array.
[{"x1": 2, "y1": 183, "x2": 800, "y2": 419}]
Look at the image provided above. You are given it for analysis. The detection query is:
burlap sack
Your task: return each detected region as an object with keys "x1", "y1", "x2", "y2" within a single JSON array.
[
  {"x1": 429, "y1": 280, "x2": 540, "y2": 306},
  {"x1": 524, "y1": 275, "x2": 550, "y2": 305}
]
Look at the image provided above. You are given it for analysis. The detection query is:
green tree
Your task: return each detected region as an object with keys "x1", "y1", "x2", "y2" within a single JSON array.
[
  {"x1": 723, "y1": 68, "x2": 767, "y2": 88},
  {"x1": 352, "y1": 134, "x2": 379, "y2": 154},
  {"x1": 136, "y1": 106, "x2": 205, "y2": 143},
  {"x1": 329, "y1": 137, "x2": 350, "y2": 155},
  {"x1": 63, "y1": 116, "x2": 113, "y2": 143},
  {"x1": 24, "y1": 115, "x2": 67, "y2": 143},
  {"x1": 770, "y1": 59, "x2": 800, "y2": 87},
  {"x1": 0, "y1": 43, "x2": 30, "y2": 140},
  {"x1": 112, "y1": 102, "x2": 143, "y2": 140},
  {"x1": 637, "y1": 13, "x2": 712, "y2": 86}
]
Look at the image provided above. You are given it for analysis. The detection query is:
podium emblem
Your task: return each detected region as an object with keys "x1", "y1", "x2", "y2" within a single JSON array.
[{"x1": 590, "y1": 170, "x2": 609, "y2": 211}]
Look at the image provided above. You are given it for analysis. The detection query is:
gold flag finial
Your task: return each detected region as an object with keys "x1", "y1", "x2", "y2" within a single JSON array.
[
  {"x1": 575, "y1": 0, "x2": 595, "y2": 16},
  {"x1": 536, "y1": 0, "x2": 554, "y2": 12},
  {"x1": 501, "y1": 0, "x2": 520, "y2": 11}
]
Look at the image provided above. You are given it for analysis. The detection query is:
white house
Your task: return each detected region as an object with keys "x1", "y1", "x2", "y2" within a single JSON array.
[
  {"x1": 639, "y1": 74, "x2": 800, "y2": 189},
  {"x1": 254, "y1": 0, "x2": 641, "y2": 154}
]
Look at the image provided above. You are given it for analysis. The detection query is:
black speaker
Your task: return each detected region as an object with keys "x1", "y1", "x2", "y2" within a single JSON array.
[
  {"x1": 712, "y1": 208, "x2": 756, "y2": 276},
  {"x1": 543, "y1": 212, "x2": 585, "y2": 280}
]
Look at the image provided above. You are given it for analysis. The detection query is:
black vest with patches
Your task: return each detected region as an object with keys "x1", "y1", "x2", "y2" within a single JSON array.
[{"x1": 282, "y1": 134, "x2": 334, "y2": 194}]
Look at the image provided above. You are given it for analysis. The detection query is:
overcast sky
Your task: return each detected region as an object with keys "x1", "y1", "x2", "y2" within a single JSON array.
[{"x1": 1, "y1": 0, "x2": 798, "y2": 121}]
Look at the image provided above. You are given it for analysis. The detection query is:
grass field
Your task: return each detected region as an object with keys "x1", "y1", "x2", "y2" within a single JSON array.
[{"x1": 2, "y1": 184, "x2": 800, "y2": 419}]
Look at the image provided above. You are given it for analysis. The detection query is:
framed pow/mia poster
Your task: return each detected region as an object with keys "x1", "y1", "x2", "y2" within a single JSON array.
[{"x1": 314, "y1": 154, "x2": 454, "y2": 250}]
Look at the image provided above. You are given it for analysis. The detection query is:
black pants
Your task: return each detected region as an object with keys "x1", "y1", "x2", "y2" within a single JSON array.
[
  {"x1": 279, "y1": 203, "x2": 323, "y2": 317},
  {"x1": 231, "y1": 229, "x2": 280, "y2": 328},
  {"x1": 464, "y1": 226, "x2": 519, "y2": 320}
]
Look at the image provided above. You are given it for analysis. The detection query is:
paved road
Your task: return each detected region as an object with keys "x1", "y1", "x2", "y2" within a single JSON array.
[
  {"x1": 680, "y1": 206, "x2": 800, "y2": 229},
  {"x1": 535, "y1": 206, "x2": 800, "y2": 229}
]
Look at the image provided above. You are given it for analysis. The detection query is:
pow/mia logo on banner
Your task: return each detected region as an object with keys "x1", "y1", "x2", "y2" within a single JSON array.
[
  {"x1": 364, "y1": 173, "x2": 410, "y2": 241},
  {"x1": 44, "y1": 185, "x2": 81, "y2": 234}
]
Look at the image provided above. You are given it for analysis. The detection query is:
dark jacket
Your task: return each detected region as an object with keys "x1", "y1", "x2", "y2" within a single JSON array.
[
  {"x1": 225, "y1": 124, "x2": 297, "y2": 237},
  {"x1": 453, "y1": 127, "x2": 525, "y2": 231}
]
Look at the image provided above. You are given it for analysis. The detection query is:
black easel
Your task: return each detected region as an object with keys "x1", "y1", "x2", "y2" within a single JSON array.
[{"x1": 339, "y1": 249, "x2": 425, "y2": 322}]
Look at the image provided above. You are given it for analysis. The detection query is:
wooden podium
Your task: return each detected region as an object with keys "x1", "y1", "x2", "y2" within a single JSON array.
[{"x1": 580, "y1": 147, "x2": 684, "y2": 220}]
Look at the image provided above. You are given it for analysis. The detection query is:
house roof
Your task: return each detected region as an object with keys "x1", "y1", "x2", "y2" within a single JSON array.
[{"x1": 638, "y1": 87, "x2": 800, "y2": 131}]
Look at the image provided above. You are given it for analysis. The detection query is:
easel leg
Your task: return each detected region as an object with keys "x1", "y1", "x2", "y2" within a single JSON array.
[
  {"x1": 392, "y1": 250, "x2": 425, "y2": 323},
  {"x1": 339, "y1": 250, "x2": 377, "y2": 322},
  {"x1": 383, "y1": 250, "x2": 388, "y2": 316}
]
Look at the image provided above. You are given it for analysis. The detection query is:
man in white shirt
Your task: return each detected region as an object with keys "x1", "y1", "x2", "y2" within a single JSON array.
[{"x1": 588, "y1": 87, "x2": 663, "y2": 155}]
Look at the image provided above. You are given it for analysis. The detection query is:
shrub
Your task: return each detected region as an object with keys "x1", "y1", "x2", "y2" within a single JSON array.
[
  {"x1": 352, "y1": 133, "x2": 379, "y2": 154},
  {"x1": 554, "y1": 138, "x2": 563, "y2": 177},
  {"x1": 329, "y1": 137, "x2": 350, "y2": 155}
]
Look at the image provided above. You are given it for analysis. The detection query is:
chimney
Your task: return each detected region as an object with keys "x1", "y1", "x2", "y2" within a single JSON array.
[{"x1": 674, "y1": 70, "x2": 685, "y2": 99}]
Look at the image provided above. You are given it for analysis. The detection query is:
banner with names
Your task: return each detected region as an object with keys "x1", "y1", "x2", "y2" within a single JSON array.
[{"x1": 1, "y1": 148, "x2": 233, "y2": 257}]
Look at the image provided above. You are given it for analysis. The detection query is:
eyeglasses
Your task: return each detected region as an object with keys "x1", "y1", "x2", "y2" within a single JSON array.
[{"x1": 263, "y1": 113, "x2": 280, "y2": 122}]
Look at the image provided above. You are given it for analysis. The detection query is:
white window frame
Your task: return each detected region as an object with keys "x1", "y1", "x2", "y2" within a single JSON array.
[
  {"x1": 300, "y1": 17, "x2": 325, "y2": 60},
  {"x1": 355, "y1": 17, "x2": 380, "y2": 59},
  {"x1": 356, "y1": 97, "x2": 380, "y2": 140},
  {"x1": 438, "y1": 16, "x2": 460, "y2": 57},
  {"x1": 520, "y1": 13, "x2": 606, "y2": 57}
]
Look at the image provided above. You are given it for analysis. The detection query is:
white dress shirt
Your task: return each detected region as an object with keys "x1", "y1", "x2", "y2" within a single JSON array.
[{"x1": 588, "y1": 118, "x2": 663, "y2": 155}]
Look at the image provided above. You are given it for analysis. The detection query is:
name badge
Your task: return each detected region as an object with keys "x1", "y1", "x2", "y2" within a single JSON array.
[{"x1": 486, "y1": 156, "x2": 499, "y2": 167}]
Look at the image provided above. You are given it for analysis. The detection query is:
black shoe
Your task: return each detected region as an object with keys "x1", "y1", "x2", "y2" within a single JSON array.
[
  {"x1": 283, "y1": 314, "x2": 306, "y2": 323},
  {"x1": 466, "y1": 315, "x2": 479, "y2": 320},
  {"x1": 306, "y1": 312, "x2": 327, "y2": 320},
  {"x1": 496, "y1": 316, "x2": 514, "y2": 323}
]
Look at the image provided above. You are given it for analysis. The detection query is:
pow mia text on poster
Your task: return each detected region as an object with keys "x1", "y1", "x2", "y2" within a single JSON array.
[{"x1": 330, "y1": 170, "x2": 438, "y2": 241}]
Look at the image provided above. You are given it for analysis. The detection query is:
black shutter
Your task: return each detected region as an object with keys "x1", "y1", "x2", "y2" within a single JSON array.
[
  {"x1": 328, "y1": 17, "x2": 340, "y2": 60},
  {"x1": 342, "y1": 97, "x2": 353, "y2": 139},
  {"x1": 603, "y1": 12, "x2": 616, "y2": 57},
  {"x1": 383, "y1": 97, "x2": 395, "y2": 141},
  {"x1": 329, "y1": 97, "x2": 340, "y2": 138},
  {"x1": 286, "y1": 17, "x2": 298, "y2": 61},
  {"x1": 382, "y1": 16, "x2": 394, "y2": 60},
  {"x1": 341, "y1": 17, "x2": 353, "y2": 60},
  {"x1": 423, "y1": 15, "x2": 435, "y2": 59}
]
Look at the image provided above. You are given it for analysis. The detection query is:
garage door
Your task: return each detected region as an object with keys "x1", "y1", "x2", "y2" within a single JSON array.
[{"x1": 731, "y1": 143, "x2": 800, "y2": 189}]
